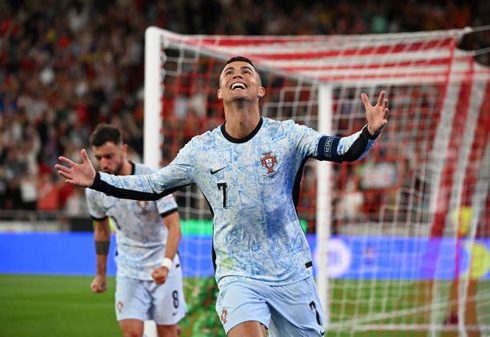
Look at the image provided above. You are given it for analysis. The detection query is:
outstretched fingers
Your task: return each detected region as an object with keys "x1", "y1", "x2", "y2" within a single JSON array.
[
  {"x1": 54, "y1": 148, "x2": 95, "y2": 186},
  {"x1": 362, "y1": 91, "x2": 387, "y2": 110},
  {"x1": 57, "y1": 155, "x2": 77, "y2": 168},
  {"x1": 81, "y1": 148, "x2": 90, "y2": 164},
  {"x1": 55, "y1": 162, "x2": 70, "y2": 174},
  {"x1": 361, "y1": 93, "x2": 370, "y2": 108},
  {"x1": 383, "y1": 98, "x2": 389, "y2": 117},
  {"x1": 56, "y1": 166, "x2": 76, "y2": 184},
  {"x1": 377, "y1": 91, "x2": 386, "y2": 107},
  {"x1": 362, "y1": 91, "x2": 390, "y2": 136}
]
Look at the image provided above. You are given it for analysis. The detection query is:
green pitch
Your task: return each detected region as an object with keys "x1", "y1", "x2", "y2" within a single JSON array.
[
  {"x1": 0, "y1": 274, "x2": 119, "y2": 336},
  {"x1": 0, "y1": 274, "x2": 471, "y2": 337},
  {"x1": 0, "y1": 274, "x2": 222, "y2": 337}
]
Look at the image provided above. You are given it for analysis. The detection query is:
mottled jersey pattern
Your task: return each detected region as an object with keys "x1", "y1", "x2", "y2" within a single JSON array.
[
  {"x1": 93, "y1": 118, "x2": 376, "y2": 286},
  {"x1": 86, "y1": 162, "x2": 178, "y2": 281}
]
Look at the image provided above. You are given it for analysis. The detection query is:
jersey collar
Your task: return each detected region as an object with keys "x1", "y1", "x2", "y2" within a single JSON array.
[
  {"x1": 221, "y1": 117, "x2": 263, "y2": 143},
  {"x1": 130, "y1": 161, "x2": 135, "y2": 175}
]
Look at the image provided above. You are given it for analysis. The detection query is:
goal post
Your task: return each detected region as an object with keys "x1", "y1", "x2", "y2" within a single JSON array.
[
  {"x1": 144, "y1": 26, "x2": 165, "y2": 171},
  {"x1": 144, "y1": 27, "x2": 490, "y2": 336},
  {"x1": 317, "y1": 83, "x2": 333, "y2": 317}
]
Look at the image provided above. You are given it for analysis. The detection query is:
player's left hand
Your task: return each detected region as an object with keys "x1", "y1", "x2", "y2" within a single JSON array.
[
  {"x1": 152, "y1": 267, "x2": 169, "y2": 285},
  {"x1": 91, "y1": 275, "x2": 107, "y2": 293},
  {"x1": 361, "y1": 91, "x2": 389, "y2": 136}
]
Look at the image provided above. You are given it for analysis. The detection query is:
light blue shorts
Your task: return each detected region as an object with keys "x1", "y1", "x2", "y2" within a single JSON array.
[
  {"x1": 216, "y1": 276, "x2": 325, "y2": 336},
  {"x1": 115, "y1": 268, "x2": 187, "y2": 325}
]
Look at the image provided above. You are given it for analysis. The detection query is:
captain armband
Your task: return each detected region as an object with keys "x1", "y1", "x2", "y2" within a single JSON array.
[{"x1": 317, "y1": 136, "x2": 341, "y2": 163}]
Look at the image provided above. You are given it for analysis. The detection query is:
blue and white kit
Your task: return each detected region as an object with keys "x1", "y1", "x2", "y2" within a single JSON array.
[
  {"x1": 91, "y1": 118, "x2": 377, "y2": 286},
  {"x1": 86, "y1": 162, "x2": 179, "y2": 280}
]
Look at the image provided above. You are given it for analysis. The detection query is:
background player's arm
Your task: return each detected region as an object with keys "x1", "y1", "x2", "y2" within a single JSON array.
[
  {"x1": 90, "y1": 218, "x2": 111, "y2": 293},
  {"x1": 162, "y1": 211, "x2": 182, "y2": 263},
  {"x1": 152, "y1": 211, "x2": 182, "y2": 285}
]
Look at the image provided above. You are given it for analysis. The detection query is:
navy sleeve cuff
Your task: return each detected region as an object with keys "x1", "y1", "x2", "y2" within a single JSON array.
[{"x1": 363, "y1": 125, "x2": 379, "y2": 140}]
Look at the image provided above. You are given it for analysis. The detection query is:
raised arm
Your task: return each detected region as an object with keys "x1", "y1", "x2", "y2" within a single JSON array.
[
  {"x1": 313, "y1": 91, "x2": 389, "y2": 163},
  {"x1": 55, "y1": 149, "x2": 96, "y2": 187}
]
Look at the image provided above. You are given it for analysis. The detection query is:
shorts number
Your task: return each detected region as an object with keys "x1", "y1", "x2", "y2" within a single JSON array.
[
  {"x1": 309, "y1": 301, "x2": 323, "y2": 326},
  {"x1": 172, "y1": 290, "x2": 179, "y2": 309}
]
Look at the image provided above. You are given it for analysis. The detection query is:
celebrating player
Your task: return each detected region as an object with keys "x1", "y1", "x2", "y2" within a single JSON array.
[
  {"x1": 56, "y1": 56, "x2": 388, "y2": 337},
  {"x1": 85, "y1": 124, "x2": 187, "y2": 337}
]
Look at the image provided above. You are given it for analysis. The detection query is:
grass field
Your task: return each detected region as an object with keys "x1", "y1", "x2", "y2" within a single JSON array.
[
  {"x1": 0, "y1": 274, "x2": 223, "y2": 337},
  {"x1": 0, "y1": 274, "x2": 479, "y2": 337},
  {"x1": 0, "y1": 274, "x2": 120, "y2": 337}
]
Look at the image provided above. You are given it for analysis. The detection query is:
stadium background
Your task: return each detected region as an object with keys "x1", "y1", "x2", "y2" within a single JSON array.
[{"x1": 1, "y1": 0, "x2": 489, "y2": 336}]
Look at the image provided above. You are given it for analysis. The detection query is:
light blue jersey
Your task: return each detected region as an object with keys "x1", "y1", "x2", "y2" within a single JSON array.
[
  {"x1": 91, "y1": 117, "x2": 377, "y2": 285},
  {"x1": 86, "y1": 162, "x2": 178, "y2": 281}
]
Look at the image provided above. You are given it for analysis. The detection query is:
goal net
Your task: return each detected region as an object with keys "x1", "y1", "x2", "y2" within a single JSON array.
[{"x1": 144, "y1": 27, "x2": 490, "y2": 336}]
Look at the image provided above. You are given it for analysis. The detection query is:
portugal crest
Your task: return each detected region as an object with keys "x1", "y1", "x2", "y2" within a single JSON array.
[
  {"x1": 220, "y1": 308, "x2": 228, "y2": 324},
  {"x1": 261, "y1": 152, "x2": 277, "y2": 174}
]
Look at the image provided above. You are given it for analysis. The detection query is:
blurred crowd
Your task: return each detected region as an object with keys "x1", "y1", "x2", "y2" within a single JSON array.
[{"x1": 0, "y1": 0, "x2": 488, "y2": 215}]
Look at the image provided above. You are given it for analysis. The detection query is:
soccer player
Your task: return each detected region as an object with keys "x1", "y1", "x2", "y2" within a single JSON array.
[
  {"x1": 85, "y1": 124, "x2": 187, "y2": 337},
  {"x1": 56, "y1": 56, "x2": 389, "y2": 337}
]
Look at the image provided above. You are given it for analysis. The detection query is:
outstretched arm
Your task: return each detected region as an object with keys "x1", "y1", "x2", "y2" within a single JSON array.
[
  {"x1": 314, "y1": 91, "x2": 389, "y2": 163},
  {"x1": 55, "y1": 149, "x2": 96, "y2": 187},
  {"x1": 361, "y1": 90, "x2": 389, "y2": 137}
]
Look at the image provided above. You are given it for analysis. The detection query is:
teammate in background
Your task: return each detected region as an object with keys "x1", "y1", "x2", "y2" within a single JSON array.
[
  {"x1": 56, "y1": 57, "x2": 388, "y2": 337},
  {"x1": 86, "y1": 124, "x2": 186, "y2": 337}
]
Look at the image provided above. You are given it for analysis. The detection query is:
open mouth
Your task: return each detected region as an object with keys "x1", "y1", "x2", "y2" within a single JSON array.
[{"x1": 230, "y1": 82, "x2": 247, "y2": 90}]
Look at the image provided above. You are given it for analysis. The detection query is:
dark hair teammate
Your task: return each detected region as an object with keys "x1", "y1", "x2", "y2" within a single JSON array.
[{"x1": 86, "y1": 124, "x2": 186, "y2": 337}]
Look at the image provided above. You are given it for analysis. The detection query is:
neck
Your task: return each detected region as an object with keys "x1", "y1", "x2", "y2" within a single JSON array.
[
  {"x1": 119, "y1": 159, "x2": 133, "y2": 176},
  {"x1": 223, "y1": 101, "x2": 261, "y2": 138}
]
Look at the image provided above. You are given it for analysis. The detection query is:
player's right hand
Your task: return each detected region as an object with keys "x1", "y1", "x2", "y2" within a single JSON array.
[
  {"x1": 152, "y1": 267, "x2": 169, "y2": 285},
  {"x1": 91, "y1": 275, "x2": 107, "y2": 293},
  {"x1": 55, "y1": 149, "x2": 96, "y2": 187}
]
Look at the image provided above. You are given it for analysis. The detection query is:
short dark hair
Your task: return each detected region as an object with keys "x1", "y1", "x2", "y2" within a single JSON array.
[
  {"x1": 90, "y1": 124, "x2": 123, "y2": 147},
  {"x1": 223, "y1": 56, "x2": 261, "y2": 85},
  {"x1": 226, "y1": 56, "x2": 255, "y2": 68}
]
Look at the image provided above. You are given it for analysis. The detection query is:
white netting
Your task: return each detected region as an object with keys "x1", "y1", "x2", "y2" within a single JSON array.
[{"x1": 144, "y1": 27, "x2": 490, "y2": 336}]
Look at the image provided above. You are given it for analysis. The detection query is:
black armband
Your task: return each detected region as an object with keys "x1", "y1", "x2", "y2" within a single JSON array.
[{"x1": 95, "y1": 241, "x2": 110, "y2": 255}]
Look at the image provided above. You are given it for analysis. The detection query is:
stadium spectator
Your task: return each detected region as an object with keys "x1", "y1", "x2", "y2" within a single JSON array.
[{"x1": 0, "y1": 0, "x2": 488, "y2": 216}]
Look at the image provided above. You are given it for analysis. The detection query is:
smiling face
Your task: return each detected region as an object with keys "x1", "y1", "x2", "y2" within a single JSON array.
[{"x1": 217, "y1": 61, "x2": 265, "y2": 103}]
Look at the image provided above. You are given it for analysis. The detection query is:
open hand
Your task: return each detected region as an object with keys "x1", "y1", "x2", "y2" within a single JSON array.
[
  {"x1": 55, "y1": 149, "x2": 96, "y2": 187},
  {"x1": 361, "y1": 91, "x2": 389, "y2": 136}
]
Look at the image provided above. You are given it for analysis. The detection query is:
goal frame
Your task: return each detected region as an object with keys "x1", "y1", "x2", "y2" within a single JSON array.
[{"x1": 143, "y1": 26, "x2": 490, "y2": 336}]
